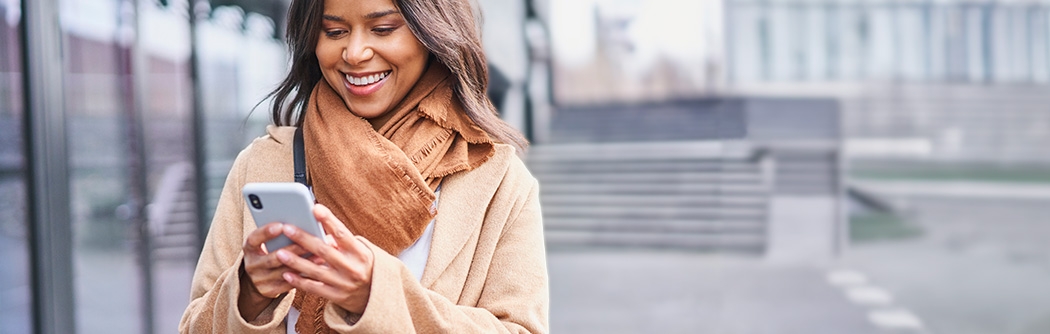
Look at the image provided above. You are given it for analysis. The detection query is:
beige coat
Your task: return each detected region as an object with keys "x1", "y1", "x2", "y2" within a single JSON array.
[{"x1": 179, "y1": 126, "x2": 549, "y2": 333}]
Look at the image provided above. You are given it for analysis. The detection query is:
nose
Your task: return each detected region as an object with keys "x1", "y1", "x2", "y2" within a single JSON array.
[{"x1": 342, "y1": 32, "x2": 374, "y2": 65}]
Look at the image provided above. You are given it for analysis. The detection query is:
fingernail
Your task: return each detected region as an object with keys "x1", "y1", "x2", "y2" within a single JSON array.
[
  {"x1": 283, "y1": 272, "x2": 295, "y2": 282},
  {"x1": 276, "y1": 250, "x2": 290, "y2": 262},
  {"x1": 269, "y1": 224, "x2": 281, "y2": 234},
  {"x1": 283, "y1": 225, "x2": 296, "y2": 236}
]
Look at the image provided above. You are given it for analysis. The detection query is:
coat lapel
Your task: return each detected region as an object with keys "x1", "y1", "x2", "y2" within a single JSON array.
[{"x1": 420, "y1": 145, "x2": 513, "y2": 288}]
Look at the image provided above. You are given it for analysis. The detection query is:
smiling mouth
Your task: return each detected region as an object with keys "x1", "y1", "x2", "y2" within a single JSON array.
[{"x1": 345, "y1": 71, "x2": 391, "y2": 86}]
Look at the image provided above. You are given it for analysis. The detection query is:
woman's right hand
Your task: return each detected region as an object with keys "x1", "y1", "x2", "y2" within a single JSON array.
[{"x1": 238, "y1": 222, "x2": 311, "y2": 321}]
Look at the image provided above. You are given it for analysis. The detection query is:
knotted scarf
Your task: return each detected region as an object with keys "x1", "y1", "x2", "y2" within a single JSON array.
[{"x1": 291, "y1": 62, "x2": 495, "y2": 333}]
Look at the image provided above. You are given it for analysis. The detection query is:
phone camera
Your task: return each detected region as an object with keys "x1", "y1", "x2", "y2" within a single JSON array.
[{"x1": 248, "y1": 194, "x2": 263, "y2": 209}]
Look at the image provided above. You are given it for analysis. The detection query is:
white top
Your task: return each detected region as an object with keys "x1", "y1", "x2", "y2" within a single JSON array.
[{"x1": 286, "y1": 187, "x2": 440, "y2": 332}]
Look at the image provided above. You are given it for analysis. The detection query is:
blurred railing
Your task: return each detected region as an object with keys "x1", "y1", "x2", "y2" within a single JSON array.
[
  {"x1": 533, "y1": 98, "x2": 844, "y2": 261},
  {"x1": 531, "y1": 141, "x2": 772, "y2": 253},
  {"x1": 148, "y1": 162, "x2": 197, "y2": 261}
]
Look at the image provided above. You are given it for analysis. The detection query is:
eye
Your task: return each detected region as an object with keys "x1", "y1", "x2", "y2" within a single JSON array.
[
  {"x1": 372, "y1": 26, "x2": 397, "y2": 36},
  {"x1": 324, "y1": 29, "x2": 348, "y2": 38}
]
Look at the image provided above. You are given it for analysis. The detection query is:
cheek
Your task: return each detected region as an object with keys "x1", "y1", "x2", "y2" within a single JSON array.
[
  {"x1": 390, "y1": 36, "x2": 428, "y2": 68},
  {"x1": 315, "y1": 43, "x2": 342, "y2": 67}
]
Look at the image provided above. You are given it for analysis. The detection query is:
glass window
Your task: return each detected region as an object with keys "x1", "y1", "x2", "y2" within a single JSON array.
[
  {"x1": 197, "y1": 6, "x2": 286, "y2": 226},
  {"x1": 0, "y1": 1, "x2": 32, "y2": 333},
  {"x1": 60, "y1": 0, "x2": 144, "y2": 331},
  {"x1": 139, "y1": 1, "x2": 200, "y2": 330}
]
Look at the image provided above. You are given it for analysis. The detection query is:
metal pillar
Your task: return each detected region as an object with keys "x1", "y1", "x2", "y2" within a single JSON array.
[
  {"x1": 21, "y1": 0, "x2": 76, "y2": 332},
  {"x1": 120, "y1": 0, "x2": 156, "y2": 332},
  {"x1": 189, "y1": 0, "x2": 210, "y2": 257}
]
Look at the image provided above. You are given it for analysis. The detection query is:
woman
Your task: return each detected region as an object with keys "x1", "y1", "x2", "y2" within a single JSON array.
[{"x1": 179, "y1": 0, "x2": 548, "y2": 332}]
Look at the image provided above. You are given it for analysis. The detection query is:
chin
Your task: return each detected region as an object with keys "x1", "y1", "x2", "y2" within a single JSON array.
[{"x1": 345, "y1": 101, "x2": 387, "y2": 120}]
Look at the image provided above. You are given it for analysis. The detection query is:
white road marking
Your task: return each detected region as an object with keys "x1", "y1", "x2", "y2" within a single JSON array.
[
  {"x1": 846, "y1": 286, "x2": 894, "y2": 306},
  {"x1": 868, "y1": 308, "x2": 925, "y2": 330},
  {"x1": 828, "y1": 269, "x2": 931, "y2": 333},
  {"x1": 827, "y1": 269, "x2": 868, "y2": 287}
]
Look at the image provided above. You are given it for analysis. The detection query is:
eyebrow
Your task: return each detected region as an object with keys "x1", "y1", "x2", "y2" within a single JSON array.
[
  {"x1": 365, "y1": 9, "x2": 400, "y2": 20},
  {"x1": 322, "y1": 9, "x2": 400, "y2": 22}
]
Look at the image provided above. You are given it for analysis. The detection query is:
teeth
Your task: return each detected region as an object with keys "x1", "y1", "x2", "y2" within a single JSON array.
[{"x1": 346, "y1": 71, "x2": 389, "y2": 86}]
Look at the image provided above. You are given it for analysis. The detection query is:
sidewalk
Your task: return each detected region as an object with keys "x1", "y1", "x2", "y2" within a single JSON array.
[
  {"x1": 548, "y1": 250, "x2": 886, "y2": 334},
  {"x1": 839, "y1": 194, "x2": 1050, "y2": 334}
]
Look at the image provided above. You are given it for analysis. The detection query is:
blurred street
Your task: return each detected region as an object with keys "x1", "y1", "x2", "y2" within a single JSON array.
[
  {"x1": 549, "y1": 251, "x2": 880, "y2": 334},
  {"x1": 841, "y1": 189, "x2": 1050, "y2": 334},
  {"x1": 546, "y1": 180, "x2": 1050, "y2": 334}
]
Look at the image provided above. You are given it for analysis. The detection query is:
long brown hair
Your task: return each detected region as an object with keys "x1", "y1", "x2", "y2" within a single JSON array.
[{"x1": 268, "y1": 0, "x2": 528, "y2": 152}]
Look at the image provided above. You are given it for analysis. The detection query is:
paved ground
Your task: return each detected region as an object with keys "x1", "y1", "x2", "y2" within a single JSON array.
[
  {"x1": 549, "y1": 250, "x2": 885, "y2": 334},
  {"x1": 549, "y1": 181, "x2": 1050, "y2": 334},
  {"x1": 0, "y1": 240, "x2": 194, "y2": 334},
  {"x1": 0, "y1": 234, "x2": 32, "y2": 334},
  {"x1": 839, "y1": 188, "x2": 1050, "y2": 334}
]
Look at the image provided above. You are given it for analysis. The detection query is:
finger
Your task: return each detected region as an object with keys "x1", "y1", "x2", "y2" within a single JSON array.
[
  {"x1": 308, "y1": 254, "x2": 327, "y2": 266},
  {"x1": 313, "y1": 204, "x2": 357, "y2": 249},
  {"x1": 283, "y1": 224, "x2": 355, "y2": 271},
  {"x1": 245, "y1": 253, "x2": 277, "y2": 272},
  {"x1": 254, "y1": 271, "x2": 296, "y2": 298},
  {"x1": 275, "y1": 249, "x2": 338, "y2": 283},
  {"x1": 244, "y1": 222, "x2": 284, "y2": 255},
  {"x1": 281, "y1": 224, "x2": 330, "y2": 257},
  {"x1": 310, "y1": 258, "x2": 325, "y2": 266},
  {"x1": 242, "y1": 259, "x2": 295, "y2": 294},
  {"x1": 345, "y1": 236, "x2": 374, "y2": 264},
  {"x1": 277, "y1": 246, "x2": 370, "y2": 297},
  {"x1": 314, "y1": 204, "x2": 372, "y2": 262},
  {"x1": 282, "y1": 272, "x2": 346, "y2": 301},
  {"x1": 245, "y1": 245, "x2": 307, "y2": 272},
  {"x1": 282, "y1": 272, "x2": 368, "y2": 314},
  {"x1": 282, "y1": 244, "x2": 312, "y2": 257}
]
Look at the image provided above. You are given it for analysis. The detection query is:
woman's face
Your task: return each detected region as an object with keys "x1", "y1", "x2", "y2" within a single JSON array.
[{"x1": 315, "y1": 0, "x2": 430, "y2": 120}]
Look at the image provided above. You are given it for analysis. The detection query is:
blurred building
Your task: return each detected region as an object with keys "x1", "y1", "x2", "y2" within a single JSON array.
[
  {"x1": 725, "y1": 0, "x2": 1050, "y2": 164},
  {"x1": 546, "y1": 0, "x2": 1050, "y2": 164},
  {"x1": 535, "y1": 2, "x2": 1050, "y2": 332}
]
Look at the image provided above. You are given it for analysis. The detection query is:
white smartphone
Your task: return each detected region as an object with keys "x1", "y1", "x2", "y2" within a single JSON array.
[{"x1": 242, "y1": 182, "x2": 325, "y2": 254}]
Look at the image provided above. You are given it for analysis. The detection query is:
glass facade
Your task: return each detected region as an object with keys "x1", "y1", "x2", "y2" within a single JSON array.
[
  {"x1": 8, "y1": 0, "x2": 286, "y2": 332},
  {"x1": 60, "y1": 0, "x2": 146, "y2": 331},
  {"x1": 196, "y1": 5, "x2": 287, "y2": 228},
  {"x1": 140, "y1": 3, "x2": 199, "y2": 331},
  {"x1": 54, "y1": 1, "x2": 286, "y2": 332},
  {"x1": 0, "y1": 1, "x2": 31, "y2": 333}
]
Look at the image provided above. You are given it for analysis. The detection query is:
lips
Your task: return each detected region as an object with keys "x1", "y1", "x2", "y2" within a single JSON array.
[
  {"x1": 345, "y1": 71, "x2": 390, "y2": 86},
  {"x1": 343, "y1": 70, "x2": 391, "y2": 96}
]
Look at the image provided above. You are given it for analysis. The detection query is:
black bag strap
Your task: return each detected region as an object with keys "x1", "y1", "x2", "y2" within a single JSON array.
[{"x1": 293, "y1": 126, "x2": 307, "y2": 186}]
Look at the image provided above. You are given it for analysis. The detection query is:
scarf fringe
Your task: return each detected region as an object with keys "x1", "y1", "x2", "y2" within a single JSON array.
[{"x1": 410, "y1": 129, "x2": 452, "y2": 165}]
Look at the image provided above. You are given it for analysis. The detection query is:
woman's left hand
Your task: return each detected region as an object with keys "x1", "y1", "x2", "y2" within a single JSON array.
[{"x1": 274, "y1": 203, "x2": 374, "y2": 314}]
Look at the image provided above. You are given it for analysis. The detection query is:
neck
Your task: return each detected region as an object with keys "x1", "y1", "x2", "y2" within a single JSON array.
[{"x1": 367, "y1": 110, "x2": 396, "y2": 131}]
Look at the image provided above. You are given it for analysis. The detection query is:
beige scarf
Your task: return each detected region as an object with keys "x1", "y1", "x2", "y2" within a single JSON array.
[{"x1": 292, "y1": 62, "x2": 494, "y2": 333}]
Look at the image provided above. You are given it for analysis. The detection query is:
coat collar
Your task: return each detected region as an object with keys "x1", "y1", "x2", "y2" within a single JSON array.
[{"x1": 419, "y1": 144, "x2": 514, "y2": 288}]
